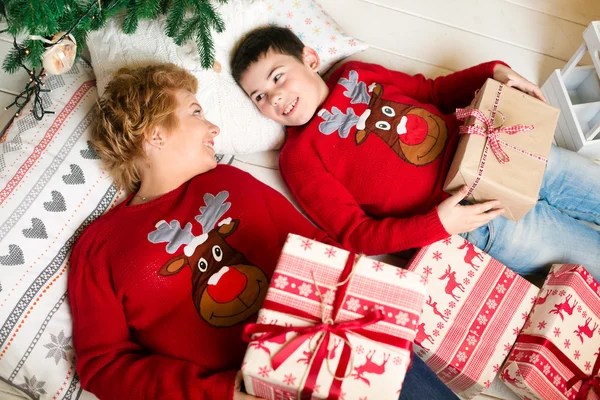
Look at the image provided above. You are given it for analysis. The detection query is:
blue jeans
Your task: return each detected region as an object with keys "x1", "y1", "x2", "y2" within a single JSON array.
[
  {"x1": 463, "y1": 145, "x2": 600, "y2": 279},
  {"x1": 400, "y1": 354, "x2": 458, "y2": 399}
]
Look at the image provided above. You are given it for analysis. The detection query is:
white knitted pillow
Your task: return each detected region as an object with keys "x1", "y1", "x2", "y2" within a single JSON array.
[{"x1": 86, "y1": 0, "x2": 367, "y2": 155}]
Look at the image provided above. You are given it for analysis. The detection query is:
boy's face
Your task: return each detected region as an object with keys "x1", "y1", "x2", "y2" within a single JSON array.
[{"x1": 239, "y1": 47, "x2": 328, "y2": 126}]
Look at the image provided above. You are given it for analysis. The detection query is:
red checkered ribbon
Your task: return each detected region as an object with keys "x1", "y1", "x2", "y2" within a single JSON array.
[
  {"x1": 455, "y1": 84, "x2": 548, "y2": 198},
  {"x1": 456, "y1": 107, "x2": 535, "y2": 164},
  {"x1": 243, "y1": 254, "x2": 413, "y2": 400}
]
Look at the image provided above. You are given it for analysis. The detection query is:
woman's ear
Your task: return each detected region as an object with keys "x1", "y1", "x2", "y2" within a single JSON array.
[
  {"x1": 302, "y1": 46, "x2": 321, "y2": 72},
  {"x1": 145, "y1": 127, "x2": 165, "y2": 150}
]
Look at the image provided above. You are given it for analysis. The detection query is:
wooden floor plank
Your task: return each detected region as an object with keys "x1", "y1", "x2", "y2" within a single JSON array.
[
  {"x1": 319, "y1": 0, "x2": 566, "y2": 84},
  {"x1": 366, "y1": 0, "x2": 590, "y2": 64},
  {"x1": 343, "y1": 47, "x2": 455, "y2": 76},
  {"x1": 503, "y1": 0, "x2": 600, "y2": 26}
]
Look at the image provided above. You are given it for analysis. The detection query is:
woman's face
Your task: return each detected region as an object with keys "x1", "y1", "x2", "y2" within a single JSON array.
[{"x1": 160, "y1": 89, "x2": 220, "y2": 175}]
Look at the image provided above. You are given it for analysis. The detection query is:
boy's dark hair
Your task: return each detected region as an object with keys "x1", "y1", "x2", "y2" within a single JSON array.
[{"x1": 231, "y1": 26, "x2": 305, "y2": 84}]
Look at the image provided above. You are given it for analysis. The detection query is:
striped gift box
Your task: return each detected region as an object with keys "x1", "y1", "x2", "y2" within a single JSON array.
[
  {"x1": 407, "y1": 235, "x2": 539, "y2": 399},
  {"x1": 502, "y1": 264, "x2": 600, "y2": 400},
  {"x1": 242, "y1": 234, "x2": 426, "y2": 400}
]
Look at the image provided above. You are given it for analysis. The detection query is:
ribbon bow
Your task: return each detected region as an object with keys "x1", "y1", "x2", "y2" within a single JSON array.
[
  {"x1": 243, "y1": 254, "x2": 412, "y2": 399},
  {"x1": 456, "y1": 107, "x2": 534, "y2": 164},
  {"x1": 519, "y1": 335, "x2": 600, "y2": 399},
  {"x1": 566, "y1": 348, "x2": 600, "y2": 400}
]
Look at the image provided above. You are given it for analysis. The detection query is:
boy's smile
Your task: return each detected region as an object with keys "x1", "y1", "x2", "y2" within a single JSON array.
[{"x1": 239, "y1": 48, "x2": 329, "y2": 126}]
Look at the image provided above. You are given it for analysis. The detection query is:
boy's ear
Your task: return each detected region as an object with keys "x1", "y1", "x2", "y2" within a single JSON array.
[{"x1": 302, "y1": 46, "x2": 321, "y2": 72}]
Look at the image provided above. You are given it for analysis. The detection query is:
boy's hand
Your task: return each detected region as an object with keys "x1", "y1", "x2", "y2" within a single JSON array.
[
  {"x1": 234, "y1": 370, "x2": 264, "y2": 400},
  {"x1": 438, "y1": 186, "x2": 505, "y2": 234},
  {"x1": 493, "y1": 64, "x2": 547, "y2": 102}
]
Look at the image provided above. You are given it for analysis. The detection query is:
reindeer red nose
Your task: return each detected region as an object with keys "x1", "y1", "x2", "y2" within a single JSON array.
[
  {"x1": 398, "y1": 115, "x2": 428, "y2": 145},
  {"x1": 207, "y1": 266, "x2": 248, "y2": 303}
]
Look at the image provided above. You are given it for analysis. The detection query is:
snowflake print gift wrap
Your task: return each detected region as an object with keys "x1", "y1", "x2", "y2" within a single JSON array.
[
  {"x1": 501, "y1": 264, "x2": 600, "y2": 400},
  {"x1": 406, "y1": 235, "x2": 539, "y2": 399},
  {"x1": 242, "y1": 234, "x2": 426, "y2": 400}
]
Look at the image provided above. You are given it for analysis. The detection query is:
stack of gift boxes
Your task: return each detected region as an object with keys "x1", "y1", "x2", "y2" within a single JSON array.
[{"x1": 240, "y1": 79, "x2": 599, "y2": 400}]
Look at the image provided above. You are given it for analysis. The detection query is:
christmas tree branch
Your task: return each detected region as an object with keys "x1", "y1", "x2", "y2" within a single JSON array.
[{"x1": 2, "y1": 0, "x2": 229, "y2": 120}]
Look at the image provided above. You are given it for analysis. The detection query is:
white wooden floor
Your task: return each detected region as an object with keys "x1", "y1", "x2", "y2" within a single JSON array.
[
  {"x1": 1, "y1": 1, "x2": 599, "y2": 399},
  {"x1": 231, "y1": 1, "x2": 600, "y2": 399}
]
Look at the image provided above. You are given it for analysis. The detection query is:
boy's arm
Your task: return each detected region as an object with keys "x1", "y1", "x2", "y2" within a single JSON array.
[
  {"x1": 69, "y1": 233, "x2": 237, "y2": 400},
  {"x1": 331, "y1": 60, "x2": 509, "y2": 114},
  {"x1": 280, "y1": 166, "x2": 449, "y2": 255}
]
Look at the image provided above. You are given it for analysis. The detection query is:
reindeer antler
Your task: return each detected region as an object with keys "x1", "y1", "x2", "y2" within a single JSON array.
[
  {"x1": 148, "y1": 191, "x2": 231, "y2": 255},
  {"x1": 148, "y1": 220, "x2": 195, "y2": 254},
  {"x1": 196, "y1": 191, "x2": 231, "y2": 233},
  {"x1": 318, "y1": 107, "x2": 359, "y2": 138},
  {"x1": 338, "y1": 70, "x2": 370, "y2": 104}
]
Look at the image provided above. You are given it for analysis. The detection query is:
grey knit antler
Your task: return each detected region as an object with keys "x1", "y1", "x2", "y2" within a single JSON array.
[
  {"x1": 339, "y1": 70, "x2": 370, "y2": 104},
  {"x1": 318, "y1": 107, "x2": 359, "y2": 139}
]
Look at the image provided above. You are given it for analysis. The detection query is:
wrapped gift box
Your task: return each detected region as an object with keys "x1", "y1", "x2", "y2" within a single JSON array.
[
  {"x1": 242, "y1": 234, "x2": 426, "y2": 400},
  {"x1": 444, "y1": 78, "x2": 559, "y2": 221},
  {"x1": 501, "y1": 264, "x2": 600, "y2": 400},
  {"x1": 407, "y1": 235, "x2": 539, "y2": 399}
]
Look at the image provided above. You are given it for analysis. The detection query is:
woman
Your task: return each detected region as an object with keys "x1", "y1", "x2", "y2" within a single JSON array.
[{"x1": 69, "y1": 63, "x2": 457, "y2": 399}]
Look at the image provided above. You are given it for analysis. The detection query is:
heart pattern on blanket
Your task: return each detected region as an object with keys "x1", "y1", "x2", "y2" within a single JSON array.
[
  {"x1": 62, "y1": 164, "x2": 85, "y2": 185},
  {"x1": 3, "y1": 133, "x2": 23, "y2": 153},
  {"x1": 45, "y1": 75, "x2": 66, "y2": 91},
  {"x1": 22, "y1": 218, "x2": 48, "y2": 239},
  {"x1": 0, "y1": 244, "x2": 24, "y2": 266},
  {"x1": 80, "y1": 141, "x2": 99, "y2": 159},
  {"x1": 43, "y1": 191, "x2": 67, "y2": 212},
  {"x1": 17, "y1": 114, "x2": 38, "y2": 134}
]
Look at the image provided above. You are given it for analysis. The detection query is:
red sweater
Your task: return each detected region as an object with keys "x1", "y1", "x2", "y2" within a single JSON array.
[
  {"x1": 68, "y1": 165, "x2": 331, "y2": 400},
  {"x1": 280, "y1": 60, "x2": 505, "y2": 255}
]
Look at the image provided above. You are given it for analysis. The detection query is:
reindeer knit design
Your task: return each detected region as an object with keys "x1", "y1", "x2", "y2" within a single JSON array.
[
  {"x1": 281, "y1": 60, "x2": 507, "y2": 255},
  {"x1": 68, "y1": 165, "x2": 332, "y2": 400}
]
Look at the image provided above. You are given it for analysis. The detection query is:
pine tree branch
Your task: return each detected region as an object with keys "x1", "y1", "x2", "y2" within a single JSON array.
[
  {"x1": 165, "y1": 0, "x2": 186, "y2": 38},
  {"x1": 122, "y1": 0, "x2": 139, "y2": 34}
]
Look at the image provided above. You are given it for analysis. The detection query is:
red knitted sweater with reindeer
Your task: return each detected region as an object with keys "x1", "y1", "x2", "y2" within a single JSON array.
[
  {"x1": 280, "y1": 60, "x2": 506, "y2": 255},
  {"x1": 68, "y1": 165, "x2": 331, "y2": 400}
]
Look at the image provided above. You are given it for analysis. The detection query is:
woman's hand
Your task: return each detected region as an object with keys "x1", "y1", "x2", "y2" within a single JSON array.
[
  {"x1": 234, "y1": 370, "x2": 264, "y2": 400},
  {"x1": 493, "y1": 64, "x2": 547, "y2": 102},
  {"x1": 438, "y1": 186, "x2": 504, "y2": 234}
]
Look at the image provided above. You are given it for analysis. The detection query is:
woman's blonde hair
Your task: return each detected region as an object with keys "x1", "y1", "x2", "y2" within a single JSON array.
[{"x1": 92, "y1": 63, "x2": 198, "y2": 191}]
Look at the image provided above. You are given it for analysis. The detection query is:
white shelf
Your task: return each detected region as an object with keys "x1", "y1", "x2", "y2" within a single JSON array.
[{"x1": 542, "y1": 21, "x2": 600, "y2": 159}]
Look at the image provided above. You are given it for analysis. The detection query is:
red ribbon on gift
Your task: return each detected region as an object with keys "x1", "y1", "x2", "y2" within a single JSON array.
[
  {"x1": 243, "y1": 253, "x2": 414, "y2": 400},
  {"x1": 518, "y1": 334, "x2": 600, "y2": 399},
  {"x1": 455, "y1": 84, "x2": 548, "y2": 199}
]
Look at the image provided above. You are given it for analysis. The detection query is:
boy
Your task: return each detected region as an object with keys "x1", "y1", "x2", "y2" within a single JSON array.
[{"x1": 232, "y1": 27, "x2": 600, "y2": 278}]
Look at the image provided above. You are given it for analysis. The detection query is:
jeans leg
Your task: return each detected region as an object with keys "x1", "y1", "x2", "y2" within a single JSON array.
[
  {"x1": 399, "y1": 354, "x2": 458, "y2": 400},
  {"x1": 540, "y1": 145, "x2": 600, "y2": 226},
  {"x1": 465, "y1": 200, "x2": 600, "y2": 279}
]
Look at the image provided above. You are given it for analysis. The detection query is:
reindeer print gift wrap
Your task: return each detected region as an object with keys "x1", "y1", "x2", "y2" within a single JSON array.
[
  {"x1": 406, "y1": 235, "x2": 539, "y2": 399},
  {"x1": 501, "y1": 265, "x2": 600, "y2": 400},
  {"x1": 242, "y1": 234, "x2": 426, "y2": 400}
]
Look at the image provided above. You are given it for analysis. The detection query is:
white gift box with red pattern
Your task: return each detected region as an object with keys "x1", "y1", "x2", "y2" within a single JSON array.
[
  {"x1": 406, "y1": 235, "x2": 539, "y2": 399},
  {"x1": 501, "y1": 264, "x2": 600, "y2": 400},
  {"x1": 242, "y1": 234, "x2": 426, "y2": 400}
]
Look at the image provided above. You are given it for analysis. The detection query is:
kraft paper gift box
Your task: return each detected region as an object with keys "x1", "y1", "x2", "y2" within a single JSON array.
[
  {"x1": 242, "y1": 234, "x2": 426, "y2": 400},
  {"x1": 501, "y1": 264, "x2": 600, "y2": 400},
  {"x1": 444, "y1": 78, "x2": 560, "y2": 221},
  {"x1": 406, "y1": 235, "x2": 539, "y2": 399}
]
